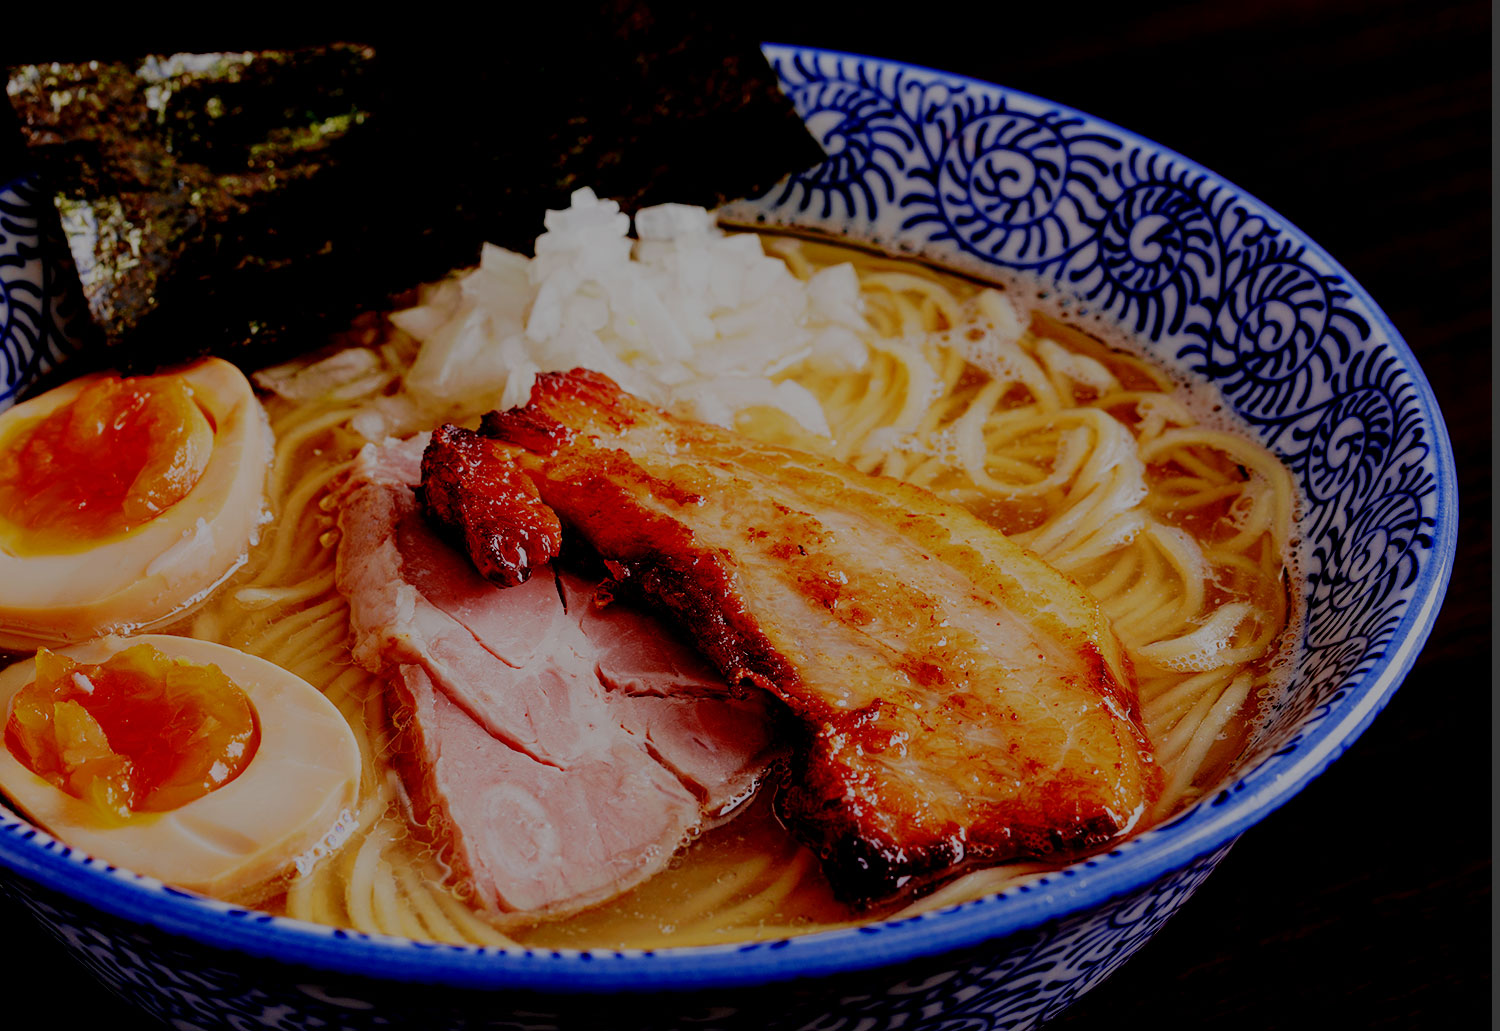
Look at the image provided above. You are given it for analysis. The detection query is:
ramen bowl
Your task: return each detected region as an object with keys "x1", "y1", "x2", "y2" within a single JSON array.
[{"x1": 0, "y1": 45, "x2": 1456, "y2": 1031}]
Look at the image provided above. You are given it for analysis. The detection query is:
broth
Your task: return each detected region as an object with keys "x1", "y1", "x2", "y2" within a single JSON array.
[{"x1": 145, "y1": 234, "x2": 1298, "y2": 946}]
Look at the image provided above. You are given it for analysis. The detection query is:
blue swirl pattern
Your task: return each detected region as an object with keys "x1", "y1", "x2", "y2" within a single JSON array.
[
  {"x1": 727, "y1": 43, "x2": 1444, "y2": 791},
  {"x1": 0, "y1": 46, "x2": 1454, "y2": 1031},
  {"x1": 0, "y1": 174, "x2": 86, "y2": 410},
  {"x1": 0, "y1": 844, "x2": 1229, "y2": 1030}
]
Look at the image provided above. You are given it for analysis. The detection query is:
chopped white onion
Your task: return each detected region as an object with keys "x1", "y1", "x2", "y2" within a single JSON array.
[{"x1": 387, "y1": 189, "x2": 874, "y2": 434}]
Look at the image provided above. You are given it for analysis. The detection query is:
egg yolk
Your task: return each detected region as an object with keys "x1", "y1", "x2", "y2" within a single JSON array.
[
  {"x1": 0, "y1": 374, "x2": 214, "y2": 555},
  {"x1": 3, "y1": 643, "x2": 259, "y2": 823}
]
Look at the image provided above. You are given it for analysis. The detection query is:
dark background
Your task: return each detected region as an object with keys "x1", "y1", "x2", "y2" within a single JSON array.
[{"x1": 0, "y1": 1, "x2": 1489, "y2": 1027}]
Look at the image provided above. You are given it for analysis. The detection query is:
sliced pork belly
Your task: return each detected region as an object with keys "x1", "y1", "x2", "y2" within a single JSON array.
[
  {"x1": 423, "y1": 369, "x2": 1161, "y2": 907},
  {"x1": 334, "y1": 435, "x2": 776, "y2": 920}
]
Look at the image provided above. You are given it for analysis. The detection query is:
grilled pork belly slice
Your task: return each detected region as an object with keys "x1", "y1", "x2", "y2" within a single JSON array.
[
  {"x1": 422, "y1": 369, "x2": 1160, "y2": 906},
  {"x1": 335, "y1": 435, "x2": 776, "y2": 919},
  {"x1": 420, "y1": 423, "x2": 562, "y2": 588}
]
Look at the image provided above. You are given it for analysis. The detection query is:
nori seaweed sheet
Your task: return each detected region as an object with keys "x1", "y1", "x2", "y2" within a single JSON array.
[{"x1": 3, "y1": 7, "x2": 824, "y2": 387}]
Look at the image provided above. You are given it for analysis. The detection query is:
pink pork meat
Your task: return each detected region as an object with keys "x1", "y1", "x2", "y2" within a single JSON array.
[{"x1": 334, "y1": 435, "x2": 777, "y2": 920}]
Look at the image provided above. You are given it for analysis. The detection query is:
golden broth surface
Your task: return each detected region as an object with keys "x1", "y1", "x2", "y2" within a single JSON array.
[{"x1": 118, "y1": 236, "x2": 1299, "y2": 947}]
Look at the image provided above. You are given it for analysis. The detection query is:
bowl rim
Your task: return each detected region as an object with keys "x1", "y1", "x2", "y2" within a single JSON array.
[{"x1": 0, "y1": 43, "x2": 1459, "y2": 994}]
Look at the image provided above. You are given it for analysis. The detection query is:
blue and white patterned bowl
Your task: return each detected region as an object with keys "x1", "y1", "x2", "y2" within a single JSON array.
[{"x1": 0, "y1": 46, "x2": 1456, "y2": 1031}]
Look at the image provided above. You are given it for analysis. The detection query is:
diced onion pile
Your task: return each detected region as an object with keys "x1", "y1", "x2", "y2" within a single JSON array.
[{"x1": 381, "y1": 189, "x2": 877, "y2": 438}]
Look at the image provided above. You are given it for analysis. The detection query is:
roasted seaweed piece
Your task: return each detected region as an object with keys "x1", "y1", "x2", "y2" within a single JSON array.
[
  {"x1": 8, "y1": 47, "x2": 384, "y2": 381},
  {"x1": 4, "y1": 8, "x2": 823, "y2": 389}
]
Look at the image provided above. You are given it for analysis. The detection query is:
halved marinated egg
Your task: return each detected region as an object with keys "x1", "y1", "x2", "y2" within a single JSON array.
[
  {"x1": 0, "y1": 358, "x2": 273, "y2": 651},
  {"x1": 0, "y1": 634, "x2": 360, "y2": 903}
]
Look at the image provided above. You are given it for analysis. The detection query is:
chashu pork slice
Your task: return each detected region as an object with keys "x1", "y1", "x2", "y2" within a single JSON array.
[
  {"x1": 422, "y1": 369, "x2": 1161, "y2": 906},
  {"x1": 334, "y1": 434, "x2": 777, "y2": 920}
]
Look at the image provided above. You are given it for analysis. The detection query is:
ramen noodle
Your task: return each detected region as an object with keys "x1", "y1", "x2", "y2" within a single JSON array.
[{"x1": 122, "y1": 223, "x2": 1300, "y2": 948}]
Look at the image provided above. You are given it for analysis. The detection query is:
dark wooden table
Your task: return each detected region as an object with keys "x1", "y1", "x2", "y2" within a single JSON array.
[{"x1": 2, "y1": 1, "x2": 1489, "y2": 1026}]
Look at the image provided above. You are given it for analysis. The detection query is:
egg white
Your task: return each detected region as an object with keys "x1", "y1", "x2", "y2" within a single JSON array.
[
  {"x1": 0, "y1": 358, "x2": 273, "y2": 651},
  {"x1": 0, "y1": 634, "x2": 361, "y2": 904}
]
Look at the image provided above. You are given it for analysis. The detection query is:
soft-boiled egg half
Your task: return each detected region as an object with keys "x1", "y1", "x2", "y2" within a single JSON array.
[
  {"x1": 0, "y1": 358, "x2": 272, "y2": 651},
  {"x1": 0, "y1": 634, "x2": 360, "y2": 903}
]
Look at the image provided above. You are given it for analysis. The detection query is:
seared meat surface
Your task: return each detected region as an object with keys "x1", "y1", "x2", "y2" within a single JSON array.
[
  {"x1": 421, "y1": 423, "x2": 563, "y2": 587},
  {"x1": 422, "y1": 369, "x2": 1160, "y2": 905}
]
